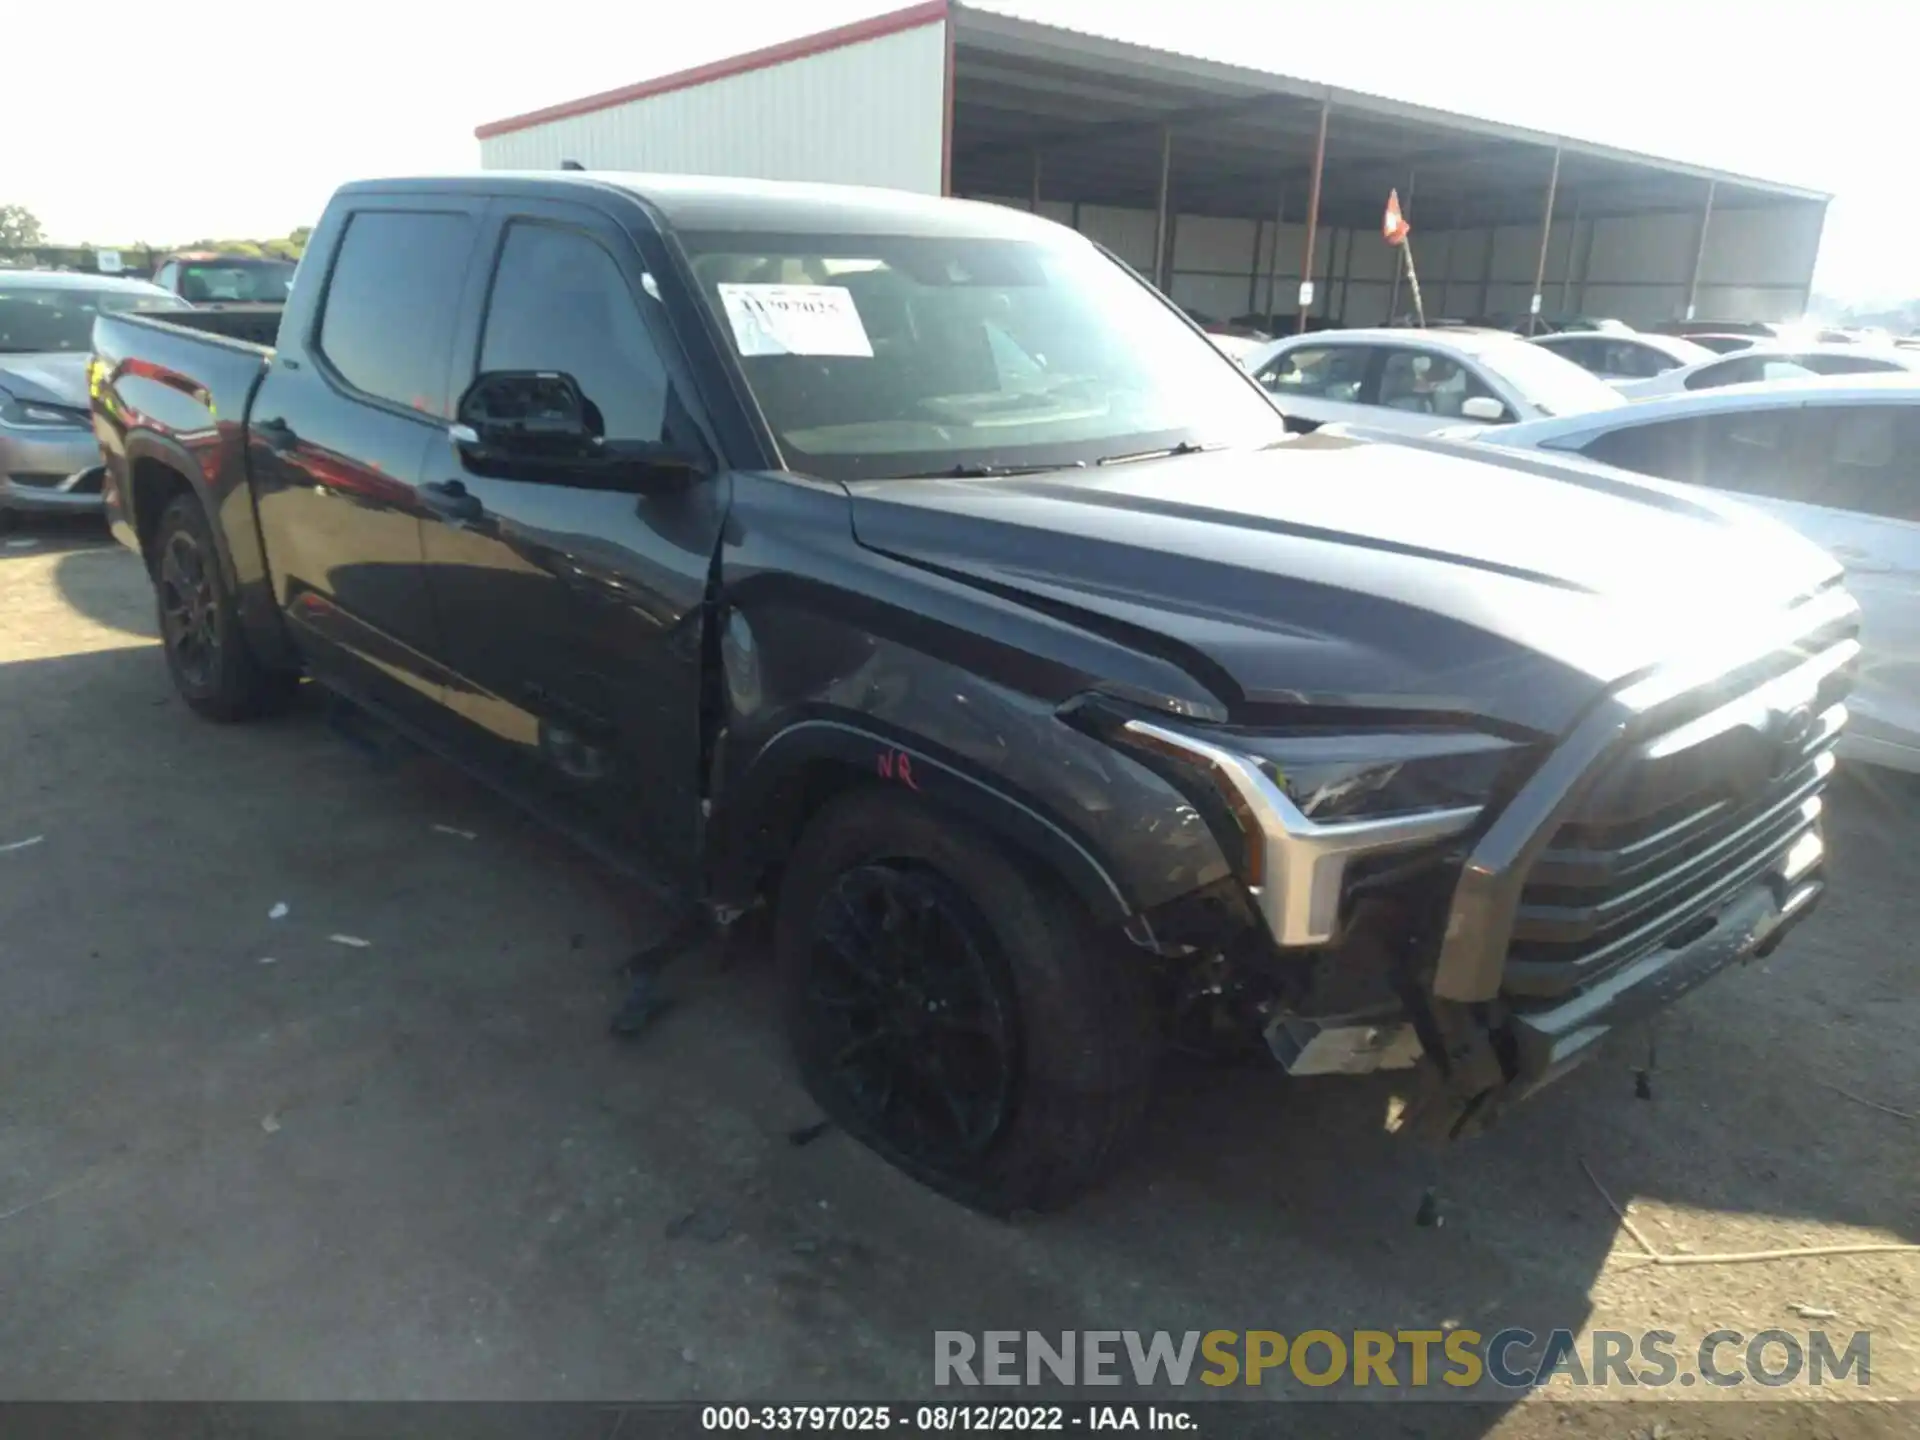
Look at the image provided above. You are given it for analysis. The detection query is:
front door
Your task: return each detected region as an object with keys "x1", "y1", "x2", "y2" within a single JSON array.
[
  {"x1": 250, "y1": 199, "x2": 483, "y2": 722},
  {"x1": 1253, "y1": 342, "x2": 1377, "y2": 432},
  {"x1": 417, "y1": 199, "x2": 728, "y2": 883}
]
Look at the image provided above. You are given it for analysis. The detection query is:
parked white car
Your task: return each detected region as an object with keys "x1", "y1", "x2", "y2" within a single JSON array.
[
  {"x1": 1450, "y1": 376, "x2": 1920, "y2": 772},
  {"x1": 1613, "y1": 343, "x2": 1920, "y2": 400},
  {"x1": 1529, "y1": 330, "x2": 1715, "y2": 386},
  {"x1": 1243, "y1": 327, "x2": 1625, "y2": 435}
]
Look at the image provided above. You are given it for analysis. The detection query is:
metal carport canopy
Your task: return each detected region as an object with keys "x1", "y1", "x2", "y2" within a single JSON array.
[{"x1": 944, "y1": 0, "x2": 1828, "y2": 324}]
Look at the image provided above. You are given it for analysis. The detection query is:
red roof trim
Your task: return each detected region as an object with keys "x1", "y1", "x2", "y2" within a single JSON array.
[{"x1": 474, "y1": 1, "x2": 951, "y2": 140}]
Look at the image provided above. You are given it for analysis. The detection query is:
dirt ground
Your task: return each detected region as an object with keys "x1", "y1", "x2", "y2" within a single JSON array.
[{"x1": 1, "y1": 523, "x2": 1914, "y2": 1433}]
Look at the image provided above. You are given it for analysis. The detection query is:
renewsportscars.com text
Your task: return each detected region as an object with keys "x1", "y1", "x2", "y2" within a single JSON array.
[{"x1": 933, "y1": 1329, "x2": 1871, "y2": 1390}]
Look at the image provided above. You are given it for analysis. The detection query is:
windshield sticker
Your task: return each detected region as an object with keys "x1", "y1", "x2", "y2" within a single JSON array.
[{"x1": 717, "y1": 283, "x2": 873, "y2": 358}]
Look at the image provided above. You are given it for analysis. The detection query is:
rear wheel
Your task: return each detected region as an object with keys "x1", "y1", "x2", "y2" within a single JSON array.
[
  {"x1": 776, "y1": 789, "x2": 1160, "y2": 1214},
  {"x1": 153, "y1": 494, "x2": 298, "y2": 721}
]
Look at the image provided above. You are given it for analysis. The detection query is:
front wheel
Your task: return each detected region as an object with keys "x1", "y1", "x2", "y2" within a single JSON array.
[
  {"x1": 153, "y1": 494, "x2": 298, "y2": 721},
  {"x1": 775, "y1": 790, "x2": 1160, "y2": 1215}
]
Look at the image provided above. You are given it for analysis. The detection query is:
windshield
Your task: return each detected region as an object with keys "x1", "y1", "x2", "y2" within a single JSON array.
[
  {"x1": 1474, "y1": 339, "x2": 1627, "y2": 418},
  {"x1": 0, "y1": 284, "x2": 188, "y2": 354},
  {"x1": 177, "y1": 259, "x2": 296, "y2": 304},
  {"x1": 678, "y1": 229, "x2": 1288, "y2": 481}
]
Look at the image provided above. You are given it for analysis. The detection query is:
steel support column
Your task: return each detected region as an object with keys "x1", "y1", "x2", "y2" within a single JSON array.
[
  {"x1": 1337, "y1": 224, "x2": 1356, "y2": 320},
  {"x1": 1683, "y1": 179, "x2": 1718, "y2": 321},
  {"x1": 1476, "y1": 197, "x2": 1497, "y2": 319},
  {"x1": 1152, "y1": 125, "x2": 1173, "y2": 292},
  {"x1": 1297, "y1": 95, "x2": 1331, "y2": 333},
  {"x1": 1526, "y1": 146, "x2": 1561, "y2": 334},
  {"x1": 1248, "y1": 218, "x2": 1265, "y2": 314},
  {"x1": 1264, "y1": 186, "x2": 1286, "y2": 325},
  {"x1": 1558, "y1": 191, "x2": 1583, "y2": 311}
]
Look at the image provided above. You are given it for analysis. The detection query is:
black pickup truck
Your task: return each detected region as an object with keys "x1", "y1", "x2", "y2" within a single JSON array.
[{"x1": 92, "y1": 172, "x2": 1858, "y2": 1213}]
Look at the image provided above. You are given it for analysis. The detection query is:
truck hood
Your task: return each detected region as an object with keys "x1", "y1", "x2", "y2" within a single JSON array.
[
  {"x1": 0, "y1": 352, "x2": 89, "y2": 410},
  {"x1": 844, "y1": 432, "x2": 1843, "y2": 735}
]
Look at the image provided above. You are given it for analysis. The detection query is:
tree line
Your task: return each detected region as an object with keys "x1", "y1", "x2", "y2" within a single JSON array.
[{"x1": 1, "y1": 204, "x2": 311, "y2": 260}]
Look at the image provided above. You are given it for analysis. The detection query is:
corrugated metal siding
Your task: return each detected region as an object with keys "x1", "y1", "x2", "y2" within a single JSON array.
[
  {"x1": 479, "y1": 22, "x2": 948, "y2": 193},
  {"x1": 958, "y1": 192, "x2": 1821, "y2": 325}
]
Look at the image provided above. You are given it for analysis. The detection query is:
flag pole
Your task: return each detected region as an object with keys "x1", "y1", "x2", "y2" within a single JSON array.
[{"x1": 1401, "y1": 238, "x2": 1428, "y2": 328}]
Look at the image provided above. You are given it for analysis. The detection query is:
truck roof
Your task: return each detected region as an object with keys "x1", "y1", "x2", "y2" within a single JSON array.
[{"x1": 335, "y1": 172, "x2": 1067, "y2": 239}]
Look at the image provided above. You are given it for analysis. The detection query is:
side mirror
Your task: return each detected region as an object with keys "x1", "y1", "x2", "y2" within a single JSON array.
[
  {"x1": 456, "y1": 370, "x2": 598, "y2": 457},
  {"x1": 1460, "y1": 395, "x2": 1508, "y2": 423},
  {"x1": 452, "y1": 370, "x2": 706, "y2": 489}
]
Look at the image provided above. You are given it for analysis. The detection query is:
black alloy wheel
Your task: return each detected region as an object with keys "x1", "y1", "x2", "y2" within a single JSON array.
[
  {"x1": 800, "y1": 862, "x2": 1019, "y2": 1171},
  {"x1": 158, "y1": 526, "x2": 222, "y2": 692}
]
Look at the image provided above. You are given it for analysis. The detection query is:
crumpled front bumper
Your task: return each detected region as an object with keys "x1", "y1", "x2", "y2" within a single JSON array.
[
  {"x1": 1405, "y1": 858, "x2": 1825, "y2": 1139},
  {"x1": 1396, "y1": 588, "x2": 1858, "y2": 1139}
]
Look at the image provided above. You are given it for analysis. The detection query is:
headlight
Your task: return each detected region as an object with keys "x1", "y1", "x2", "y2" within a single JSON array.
[
  {"x1": 0, "y1": 392, "x2": 88, "y2": 429},
  {"x1": 1215, "y1": 728, "x2": 1519, "y2": 822},
  {"x1": 1103, "y1": 716, "x2": 1526, "y2": 949}
]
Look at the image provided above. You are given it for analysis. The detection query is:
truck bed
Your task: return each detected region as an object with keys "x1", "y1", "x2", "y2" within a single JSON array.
[{"x1": 145, "y1": 304, "x2": 283, "y2": 351}]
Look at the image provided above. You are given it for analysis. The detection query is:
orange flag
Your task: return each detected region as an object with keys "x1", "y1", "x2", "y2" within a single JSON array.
[{"x1": 1383, "y1": 189, "x2": 1411, "y2": 246}]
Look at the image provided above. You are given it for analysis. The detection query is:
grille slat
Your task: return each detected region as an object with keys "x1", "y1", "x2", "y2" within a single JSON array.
[{"x1": 1506, "y1": 634, "x2": 1854, "y2": 1000}]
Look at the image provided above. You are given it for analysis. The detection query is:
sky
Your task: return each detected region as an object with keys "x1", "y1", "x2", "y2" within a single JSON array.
[{"x1": 9, "y1": 0, "x2": 1906, "y2": 302}]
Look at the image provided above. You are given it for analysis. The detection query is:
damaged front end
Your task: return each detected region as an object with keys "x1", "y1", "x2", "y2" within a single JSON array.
[{"x1": 1081, "y1": 585, "x2": 1860, "y2": 1140}]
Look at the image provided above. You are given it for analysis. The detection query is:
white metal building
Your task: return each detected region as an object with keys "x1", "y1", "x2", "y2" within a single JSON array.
[{"x1": 476, "y1": 0, "x2": 1830, "y2": 329}]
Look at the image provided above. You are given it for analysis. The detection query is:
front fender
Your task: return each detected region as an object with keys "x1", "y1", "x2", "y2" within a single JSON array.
[{"x1": 707, "y1": 645, "x2": 1235, "y2": 929}]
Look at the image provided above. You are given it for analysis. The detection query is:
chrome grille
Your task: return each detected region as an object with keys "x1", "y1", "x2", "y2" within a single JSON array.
[{"x1": 1505, "y1": 631, "x2": 1856, "y2": 999}]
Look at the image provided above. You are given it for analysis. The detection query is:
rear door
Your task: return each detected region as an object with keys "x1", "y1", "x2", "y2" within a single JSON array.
[
  {"x1": 249, "y1": 196, "x2": 482, "y2": 722},
  {"x1": 416, "y1": 195, "x2": 729, "y2": 882}
]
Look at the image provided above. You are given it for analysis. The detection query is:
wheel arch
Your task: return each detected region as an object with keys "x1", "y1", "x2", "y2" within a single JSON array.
[
  {"x1": 122, "y1": 430, "x2": 297, "y2": 671},
  {"x1": 124, "y1": 438, "x2": 215, "y2": 573},
  {"x1": 709, "y1": 718, "x2": 1133, "y2": 929}
]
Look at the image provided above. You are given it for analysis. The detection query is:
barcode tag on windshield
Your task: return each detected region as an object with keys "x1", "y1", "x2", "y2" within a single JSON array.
[{"x1": 717, "y1": 284, "x2": 874, "y2": 358}]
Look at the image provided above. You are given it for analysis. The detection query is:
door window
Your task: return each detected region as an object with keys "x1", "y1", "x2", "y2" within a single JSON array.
[
  {"x1": 1806, "y1": 405, "x2": 1920, "y2": 520},
  {"x1": 1257, "y1": 345, "x2": 1370, "y2": 402},
  {"x1": 317, "y1": 210, "x2": 475, "y2": 417},
  {"x1": 1695, "y1": 409, "x2": 1801, "y2": 497},
  {"x1": 1684, "y1": 354, "x2": 1815, "y2": 390},
  {"x1": 1608, "y1": 341, "x2": 1680, "y2": 378},
  {"x1": 1535, "y1": 336, "x2": 1590, "y2": 369},
  {"x1": 1578, "y1": 409, "x2": 1801, "y2": 500},
  {"x1": 1797, "y1": 353, "x2": 1906, "y2": 377},
  {"x1": 1576, "y1": 416, "x2": 1707, "y2": 478},
  {"x1": 477, "y1": 221, "x2": 669, "y2": 444},
  {"x1": 1377, "y1": 349, "x2": 1503, "y2": 419}
]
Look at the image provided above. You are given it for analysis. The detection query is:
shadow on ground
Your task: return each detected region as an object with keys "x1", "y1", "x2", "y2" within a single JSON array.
[{"x1": 0, "y1": 569, "x2": 1912, "y2": 1424}]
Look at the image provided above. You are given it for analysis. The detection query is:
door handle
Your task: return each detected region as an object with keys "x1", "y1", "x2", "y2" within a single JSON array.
[
  {"x1": 255, "y1": 416, "x2": 298, "y2": 453},
  {"x1": 422, "y1": 479, "x2": 484, "y2": 523}
]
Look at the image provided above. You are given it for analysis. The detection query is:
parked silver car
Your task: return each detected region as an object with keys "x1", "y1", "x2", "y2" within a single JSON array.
[
  {"x1": 0, "y1": 271, "x2": 187, "y2": 526},
  {"x1": 1444, "y1": 375, "x2": 1920, "y2": 773}
]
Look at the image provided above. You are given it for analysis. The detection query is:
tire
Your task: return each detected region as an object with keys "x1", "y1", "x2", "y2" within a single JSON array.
[
  {"x1": 152, "y1": 494, "x2": 299, "y2": 721},
  {"x1": 775, "y1": 789, "x2": 1160, "y2": 1215}
]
